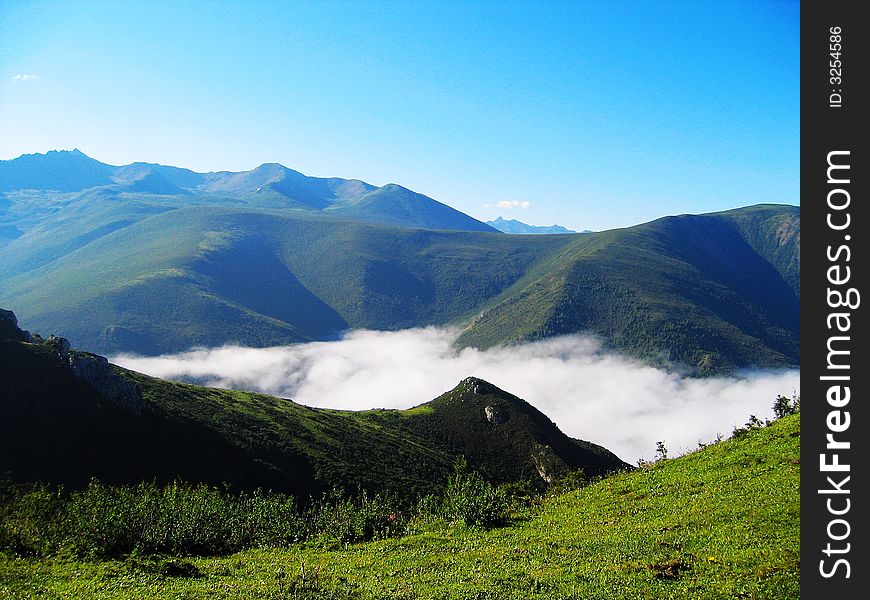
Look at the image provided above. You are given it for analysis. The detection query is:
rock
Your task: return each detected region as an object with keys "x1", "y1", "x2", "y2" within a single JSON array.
[
  {"x1": 1, "y1": 310, "x2": 143, "y2": 414},
  {"x1": 531, "y1": 443, "x2": 569, "y2": 484},
  {"x1": 0, "y1": 309, "x2": 18, "y2": 328},
  {"x1": 68, "y1": 351, "x2": 145, "y2": 415},
  {"x1": 0, "y1": 308, "x2": 33, "y2": 342},
  {"x1": 484, "y1": 405, "x2": 506, "y2": 425},
  {"x1": 47, "y1": 335, "x2": 71, "y2": 362}
]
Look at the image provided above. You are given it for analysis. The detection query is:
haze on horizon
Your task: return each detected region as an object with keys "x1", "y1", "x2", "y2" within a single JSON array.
[{"x1": 0, "y1": 0, "x2": 798, "y2": 231}]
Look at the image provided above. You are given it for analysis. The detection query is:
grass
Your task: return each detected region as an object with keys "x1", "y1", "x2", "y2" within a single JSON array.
[
  {"x1": 2, "y1": 202, "x2": 799, "y2": 374},
  {"x1": 0, "y1": 414, "x2": 800, "y2": 599}
]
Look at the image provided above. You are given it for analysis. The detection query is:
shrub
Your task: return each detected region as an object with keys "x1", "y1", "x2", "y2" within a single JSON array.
[
  {"x1": 1, "y1": 481, "x2": 311, "y2": 558},
  {"x1": 309, "y1": 488, "x2": 405, "y2": 546},
  {"x1": 773, "y1": 393, "x2": 800, "y2": 419},
  {"x1": 0, "y1": 483, "x2": 65, "y2": 556},
  {"x1": 438, "y1": 460, "x2": 510, "y2": 528},
  {"x1": 548, "y1": 469, "x2": 588, "y2": 496}
]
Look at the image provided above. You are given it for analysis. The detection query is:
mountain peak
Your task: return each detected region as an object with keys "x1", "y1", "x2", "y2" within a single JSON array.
[
  {"x1": 456, "y1": 376, "x2": 508, "y2": 398},
  {"x1": 487, "y1": 217, "x2": 576, "y2": 235},
  {"x1": 411, "y1": 377, "x2": 631, "y2": 481}
]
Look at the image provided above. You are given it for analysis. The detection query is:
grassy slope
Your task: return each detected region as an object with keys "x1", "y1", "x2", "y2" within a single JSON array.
[
  {"x1": 458, "y1": 205, "x2": 800, "y2": 373},
  {"x1": 0, "y1": 414, "x2": 800, "y2": 599},
  {"x1": 0, "y1": 203, "x2": 799, "y2": 372},
  {"x1": 0, "y1": 329, "x2": 626, "y2": 497},
  {"x1": 0, "y1": 207, "x2": 569, "y2": 354}
]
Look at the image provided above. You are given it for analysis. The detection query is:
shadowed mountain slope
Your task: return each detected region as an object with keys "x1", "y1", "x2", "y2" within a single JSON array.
[
  {"x1": 0, "y1": 151, "x2": 799, "y2": 373},
  {"x1": 0, "y1": 202, "x2": 798, "y2": 373},
  {"x1": 0, "y1": 311, "x2": 628, "y2": 498}
]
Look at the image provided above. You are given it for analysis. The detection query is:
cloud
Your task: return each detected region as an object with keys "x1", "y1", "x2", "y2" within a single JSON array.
[
  {"x1": 113, "y1": 328, "x2": 799, "y2": 464},
  {"x1": 11, "y1": 74, "x2": 38, "y2": 81},
  {"x1": 484, "y1": 200, "x2": 532, "y2": 210}
]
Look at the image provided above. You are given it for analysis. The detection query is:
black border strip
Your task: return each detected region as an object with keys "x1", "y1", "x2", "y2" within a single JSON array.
[{"x1": 801, "y1": 1, "x2": 867, "y2": 596}]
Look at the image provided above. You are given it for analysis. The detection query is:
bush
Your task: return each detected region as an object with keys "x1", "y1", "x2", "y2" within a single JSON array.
[
  {"x1": 438, "y1": 460, "x2": 510, "y2": 528},
  {"x1": 308, "y1": 488, "x2": 405, "y2": 546},
  {"x1": 0, "y1": 480, "x2": 406, "y2": 559},
  {"x1": 0, "y1": 462, "x2": 516, "y2": 559},
  {"x1": 548, "y1": 469, "x2": 588, "y2": 496},
  {"x1": 773, "y1": 393, "x2": 800, "y2": 419},
  {"x1": 0, "y1": 483, "x2": 65, "y2": 556}
]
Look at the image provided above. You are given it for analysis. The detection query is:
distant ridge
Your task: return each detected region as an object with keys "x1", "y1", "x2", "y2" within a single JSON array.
[
  {"x1": 0, "y1": 149, "x2": 496, "y2": 233},
  {"x1": 487, "y1": 216, "x2": 576, "y2": 234}
]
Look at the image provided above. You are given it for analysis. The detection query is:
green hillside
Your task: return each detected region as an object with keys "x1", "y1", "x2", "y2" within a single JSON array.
[
  {"x1": 0, "y1": 153, "x2": 800, "y2": 373},
  {"x1": 0, "y1": 412, "x2": 800, "y2": 599},
  {"x1": 458, "y1": 204, "x2": 800, "y2": 373},
  {"x1": 0, "y1": 312, "x2": 627, "y2": 497},
  {"x1": 0, "y1": 203, "x2": 799, "y2": 373}
]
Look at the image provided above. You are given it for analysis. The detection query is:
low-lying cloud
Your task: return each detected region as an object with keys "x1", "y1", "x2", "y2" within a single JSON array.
[{"x1": 112, "y1": 328, "x2": 799, "y2": 463}]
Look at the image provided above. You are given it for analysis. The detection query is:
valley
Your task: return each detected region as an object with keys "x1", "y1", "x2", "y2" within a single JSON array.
[{"x1": 0, "y1": 151, "x2": 799, "y2": 375}]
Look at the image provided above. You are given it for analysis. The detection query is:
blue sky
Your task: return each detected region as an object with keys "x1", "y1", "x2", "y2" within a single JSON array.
[{"x1": 0, "y1": 0, "x2": 799, "y2": 231}]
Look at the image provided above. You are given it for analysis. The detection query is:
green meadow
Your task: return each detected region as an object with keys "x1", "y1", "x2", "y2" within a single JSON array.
[{"x1": 0, "y1": 413, "x2": 800, "y2": 599}]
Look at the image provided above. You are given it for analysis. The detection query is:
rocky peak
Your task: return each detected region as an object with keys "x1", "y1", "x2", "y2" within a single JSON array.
[
  {"x1": 458, "y1": 376, "x2": 502, "y2": 398},
  {"x1": 0, "y1": 309, "x2": 33, "y2": 342}
]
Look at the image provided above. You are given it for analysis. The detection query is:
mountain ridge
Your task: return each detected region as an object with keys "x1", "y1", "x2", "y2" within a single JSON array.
[
  {"x1": 0, "y1": 309, "x2": 630, "y2": 496},
  {"x1": 0, "y1": 202, "x2": 799, "y2": 373},
  {"x1": 0, "y1": 150, "x2": 799, "y2": 374},
  {"x1": 487, "y1": 216, "x2": 577, "y2": 234},
  {"x1": 0, "y1": 149, "x2": 496, "y2": 233}
]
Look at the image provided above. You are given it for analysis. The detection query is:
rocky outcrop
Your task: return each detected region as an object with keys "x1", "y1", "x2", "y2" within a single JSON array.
[
  {"x1": 46, "y1": 335, "x2": 71, "y2": 360},
  {"x1": 531, "y1": 443, "x2": 568, "y2": 484},
  {"x1": 484, "y1": 405, "x2": 506, "y2": 425},
  {"x1": 1, "y1": 309, "x2": 145, "y2": 416},
  {"x1": 67, "y1": 350, "x2": 144, "y2": 415},
  {"x1": 0, "y1": 308, "x2": 33, "y2": 342}
]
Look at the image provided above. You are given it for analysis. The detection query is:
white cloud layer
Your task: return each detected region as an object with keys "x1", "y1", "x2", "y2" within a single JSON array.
[
  {"x1": 113, "y1": 328, "x2": 799, "y2": 463},
  {"x1": 11, "y1": 74, "x2": 38, "y2": 81}
]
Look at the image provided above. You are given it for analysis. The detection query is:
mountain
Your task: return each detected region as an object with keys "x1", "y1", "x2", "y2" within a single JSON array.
[
  {"x1": 0, "y1": 149, "x2": 114, "y2": 192},
  {"x1": 0, "y1": 151, "x2": 800, "y2": 373},
  {"x1": 487, "y1": 216, "x2": 576, "y2": 234},
  {"x1": 461, "y1": 204, "x2": 800, "y2": 373},
  {"x1": 0, "y1": 310, "x2": 628, "y2": 496},
  {"x1": 0, "y1": 150, "x2": 495, "y2": 232},
  {"x1": 0, "y1": 195, "x2": 799, "y2": 373}
]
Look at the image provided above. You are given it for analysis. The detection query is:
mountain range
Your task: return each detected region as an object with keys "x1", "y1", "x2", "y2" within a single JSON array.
[
  {"x1": 486, "y1": 216, "x2": 577, "y2": 234},
  {"x1": 0, "y1": 149, "x2": 494, "y2": 233},
  {"x1": 0, "y1": 150, "x2": 799, "y2": 374}
]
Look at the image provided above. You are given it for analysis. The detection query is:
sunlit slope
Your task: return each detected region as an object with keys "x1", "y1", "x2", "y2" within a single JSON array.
[
  {"x1": 458, "y1": 204, "x2": 800, "y2": 373},
  {"x1": 0, "y1": 414, "x2": 800, "y2": 599},
  {"x1": 0, "y1": 204, "x2": 798, "y2": 373}
]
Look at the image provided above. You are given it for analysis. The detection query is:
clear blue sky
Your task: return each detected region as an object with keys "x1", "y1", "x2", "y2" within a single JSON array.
[{"x1": 1, "y1": 0, "x2": 799, "y2": 231}]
